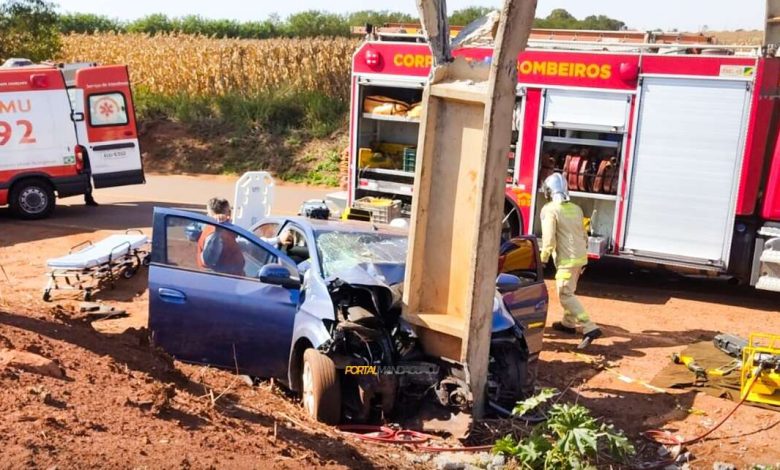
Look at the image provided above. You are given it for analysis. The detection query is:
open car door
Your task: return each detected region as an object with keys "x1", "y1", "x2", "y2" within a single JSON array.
[
  {"x1": 73, "y1": 65, "x2": 145, "y2": 188},
  {"x1": 148, "y1": 207, "x2": 301, "y2": 380}
]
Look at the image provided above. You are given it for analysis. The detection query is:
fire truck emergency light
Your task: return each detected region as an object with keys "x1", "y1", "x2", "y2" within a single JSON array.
[{"x1": 364, "y1": 49, "x2": 382, "y2": 69}]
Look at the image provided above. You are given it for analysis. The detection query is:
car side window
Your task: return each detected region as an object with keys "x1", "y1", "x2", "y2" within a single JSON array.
[
  {"x1": 165, "y1": 216, "x2": 276, "y2": 279},
  {"x1": 253, "y1": 222, "x2": 280, "y2": 239},
  {"x1": 499, "y1": 238, "x2": 539, "y2": 283},
  {"x1": 285, "y1": 227, "x2": 310, "y2": 265}
]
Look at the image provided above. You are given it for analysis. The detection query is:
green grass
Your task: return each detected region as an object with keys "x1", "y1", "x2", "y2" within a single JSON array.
[{"x1": 133, "y1": 88, "x2": 348, "y2": 185}]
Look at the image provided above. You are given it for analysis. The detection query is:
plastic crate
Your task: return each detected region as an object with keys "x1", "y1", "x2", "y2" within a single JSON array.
[
  {"x1": 403, "y1": 147, "x2": 417, "y2": 173},
  {"x1": 353, "y1": 197, "x2": 402, "y2": 224}
]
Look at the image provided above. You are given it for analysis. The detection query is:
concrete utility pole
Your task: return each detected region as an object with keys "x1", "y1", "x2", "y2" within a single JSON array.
[
  {"x1": 404, "y1": 0, "x2": 538, "y2": 419},
  {"x1": 766, "y1": 0, "x2": 780, "y2": 53}
]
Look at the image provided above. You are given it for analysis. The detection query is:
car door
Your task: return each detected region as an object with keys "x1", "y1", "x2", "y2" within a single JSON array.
[
  {"x1": 498, "y1": 236, "x2": 549, "y2": 355},
  {"x1": 73, "y1": 65, "x2": 144, "y2": 188},
  {"x1": 148, "y1": 207, "x2": 300, "y2": 380}
]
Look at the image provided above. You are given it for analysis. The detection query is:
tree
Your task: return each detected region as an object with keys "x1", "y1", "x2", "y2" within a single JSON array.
[
  {"x1": 0, "y1": 0, "x2": 61, "y2": 62},
  {"x1": 127, "y1": 13, "x2": 173, "y2": 35},
  {"x1": 284, "y1": 10, "x2": 349, "y2": 37},
  {"x1": 58, "y1": 13, "x2": 124, "y2": 34},
  {"x1": 449, "y1": 7, "x2": 493, "y2": 26},
  {"x1": 534, "y1": 8, "x2": 624, "y2": 31},
  {"x1": 346, "y1": 10, "x2": 415, "y2": 27}
]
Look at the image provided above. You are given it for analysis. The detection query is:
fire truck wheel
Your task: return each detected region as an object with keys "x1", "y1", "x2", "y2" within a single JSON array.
[
  {"x1": 301, "y1": 349, "x2": 341, "y2": 425},
  {"x1": 10, "y1": 178, "x2": 55, "y2": 220}
]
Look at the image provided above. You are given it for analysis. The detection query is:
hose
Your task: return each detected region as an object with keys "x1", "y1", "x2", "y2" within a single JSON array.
[
  {"x1": 337, "y1": 424, "x2": 495, "y2": 453},
  {"x1": 643, "y1": 364, "x2": 764, "y2": 446},
  {"x1": 337, "y1": 401, "x2": 546, "y2": 453}
]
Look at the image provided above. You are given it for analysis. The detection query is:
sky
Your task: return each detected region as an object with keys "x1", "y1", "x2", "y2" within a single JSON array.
[{"x1": 55, "y1": 0, "x2": 765, "y2": 32}]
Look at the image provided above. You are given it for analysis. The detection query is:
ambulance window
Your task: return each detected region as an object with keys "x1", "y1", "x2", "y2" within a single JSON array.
[{"x1": 88, "y1": 92, "x2": 128, "y2": 127}]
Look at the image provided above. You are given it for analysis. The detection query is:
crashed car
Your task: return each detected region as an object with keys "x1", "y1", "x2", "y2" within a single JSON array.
[{"x1": 148, "y1": 208, "x2": 548, "y2": 424}]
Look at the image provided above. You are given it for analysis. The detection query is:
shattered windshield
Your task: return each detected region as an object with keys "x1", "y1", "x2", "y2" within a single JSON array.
[{"x1": 315, "y1": 230, "x2": 408, "y2": 278}]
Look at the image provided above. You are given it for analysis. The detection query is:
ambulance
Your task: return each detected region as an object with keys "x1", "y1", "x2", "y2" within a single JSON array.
[
  {"x1": 346, "y1": 26, "x2": 780, "y2": 291},
  {"x1": 0, "y1": 62, "x2": 144, "y2": 219}
]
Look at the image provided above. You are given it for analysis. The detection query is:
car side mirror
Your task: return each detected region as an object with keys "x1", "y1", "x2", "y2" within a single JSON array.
[
  {"x1": 259, "y1": 263, "x2": 301, "y2": 289},
  {"x1": 71, "y1": 112, "x2": 85, "y2": 122},
  {"x1": 496, "y1": 273, "x2": 522, "y2": 293}
]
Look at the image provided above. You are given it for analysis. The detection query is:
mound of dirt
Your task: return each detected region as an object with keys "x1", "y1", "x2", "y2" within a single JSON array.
[
  {"x1": 138, "y1": 119, "x2": 347, "y2": 184},
  {"x1": 0, "y1": 305, "x2": 409, "y2": 468}
]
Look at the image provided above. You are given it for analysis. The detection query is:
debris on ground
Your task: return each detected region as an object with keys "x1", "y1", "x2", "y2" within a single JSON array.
[{"x1": 0, "y1": 348, "x2": 64, "y2": 379}]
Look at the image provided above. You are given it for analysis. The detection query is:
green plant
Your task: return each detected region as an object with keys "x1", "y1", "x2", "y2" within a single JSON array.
[
  {"x1": 0, "y1": 0, "x2": 61, "y2": 61},
  {"x1": 494, "y1": 390, "x2": 635, "y2": 469}
]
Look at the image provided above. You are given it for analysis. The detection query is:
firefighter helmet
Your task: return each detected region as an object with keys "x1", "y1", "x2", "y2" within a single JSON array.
[{"x1": 543, "y1": 172, "x2": 570, "y2": 201}]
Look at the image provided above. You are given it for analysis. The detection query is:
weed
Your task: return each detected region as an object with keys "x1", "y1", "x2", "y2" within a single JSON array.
[{"x1": 494, "y1": 389, "x2": 635, "y2": 469}]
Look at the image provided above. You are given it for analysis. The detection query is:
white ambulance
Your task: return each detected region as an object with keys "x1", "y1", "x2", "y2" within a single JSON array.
[{"x1": 0, "y1": 62, "x2": 144, "y2": 219}]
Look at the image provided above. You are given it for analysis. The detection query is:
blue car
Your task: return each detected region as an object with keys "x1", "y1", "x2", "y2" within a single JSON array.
[{"x1": 148, "y1": 207, "x2": 548, "y2": 424}]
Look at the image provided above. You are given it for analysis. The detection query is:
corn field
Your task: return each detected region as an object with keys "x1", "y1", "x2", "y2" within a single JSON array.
[{"x1": 59, "y1": 33, "x2": 358, "y2": 99}]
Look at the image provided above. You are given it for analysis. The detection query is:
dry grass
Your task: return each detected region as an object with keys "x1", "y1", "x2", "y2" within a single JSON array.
[
  {"x1": 710, "y1": 30, "x2": 763, "y2": 45},
  {"x1": 59, "y1": 33, "x2": 359, "y2": 99}
]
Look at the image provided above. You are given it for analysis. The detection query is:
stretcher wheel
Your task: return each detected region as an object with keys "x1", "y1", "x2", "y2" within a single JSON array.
[
  {"x1": 122, "y1": 267, "x2": 137, "y2": 279},
  {"x1": 83, "y1": 290, "x2": 92, "y2": 302},
  {"x1": 42, "y1": 290, "x2": 51, "y2": 302},
  {"x1": 142, "y1": 255, "x2": 151, "y2": 267}
]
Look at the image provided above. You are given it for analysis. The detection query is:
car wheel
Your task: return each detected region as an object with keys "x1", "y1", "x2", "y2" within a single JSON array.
[
  {"x1": 487, "y1": 341, "x2": 529, "y2": 411},
  {"x1": 10, "y1": 178, "x2": 55, "y2": 220},
  {"x1": 302, "y1": 349, "x2": 341, "y2": 425}
]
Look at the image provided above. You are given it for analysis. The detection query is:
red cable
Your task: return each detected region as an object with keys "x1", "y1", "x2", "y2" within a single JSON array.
[
  {"x1": 337, "y1": 424, "x2": 494, "y2": 452},
  {"x1": 644, "y1": 366, "x2": 763, "y2": 446}
]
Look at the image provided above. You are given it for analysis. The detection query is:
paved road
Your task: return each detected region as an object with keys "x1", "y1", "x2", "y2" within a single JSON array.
[{"x1": 0, "y1": 174, "x2": 334, "y2": 233}]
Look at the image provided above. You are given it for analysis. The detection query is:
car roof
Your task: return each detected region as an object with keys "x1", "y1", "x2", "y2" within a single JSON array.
[{"x1": 282, "y1": 216, "x2": 407, "y2": 236}]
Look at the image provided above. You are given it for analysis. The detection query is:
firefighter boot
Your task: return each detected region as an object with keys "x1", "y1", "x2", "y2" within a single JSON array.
[
  {"x1": 577, "y1": 327, "x2": 603, "y2": 350},
  {"x1": 552, "y1": 321, "x2": 577, "y2": 335}
]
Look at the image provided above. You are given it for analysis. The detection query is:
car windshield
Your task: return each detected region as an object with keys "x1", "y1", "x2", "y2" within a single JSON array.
[{"x1": 315, "y1": 230, "x2": 407, "y2": 278}]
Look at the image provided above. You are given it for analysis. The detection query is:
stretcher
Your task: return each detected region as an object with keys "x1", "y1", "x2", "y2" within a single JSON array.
[{"x1": 43, "y1": 230, "x2": 150, "y2": 302}]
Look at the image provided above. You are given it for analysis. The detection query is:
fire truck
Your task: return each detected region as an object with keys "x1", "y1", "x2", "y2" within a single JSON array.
[
  {"x1": 347, "y1": 26, "x2": 780, "y2": 292},
  {"x1": 0, "y1": 62, "x2": 144, "y2": 219}
]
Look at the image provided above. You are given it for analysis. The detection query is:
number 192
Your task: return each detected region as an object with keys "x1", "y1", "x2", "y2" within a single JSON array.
[{"x1": 0, "y1": 120, "x2": 36, "y2": 145}]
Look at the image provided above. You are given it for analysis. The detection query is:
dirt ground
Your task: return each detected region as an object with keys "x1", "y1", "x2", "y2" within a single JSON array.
[{"x1": 1, "y1": 197, "x2": 779, "y2": 469}]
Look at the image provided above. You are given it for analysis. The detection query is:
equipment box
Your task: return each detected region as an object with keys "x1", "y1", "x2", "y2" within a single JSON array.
[
  {"x1": 588, "y1": 236, "x2": 608, "y2": 258},
  {"x1": 353, "y1": 197, "x2": 402, "y2": 224}
]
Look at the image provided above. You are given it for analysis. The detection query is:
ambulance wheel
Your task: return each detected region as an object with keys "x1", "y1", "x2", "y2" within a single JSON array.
[
  {"x1": 301, "y1": 349, "x2": 341, "y2": 425},
  {"x1": 10, "y1": 178, "x2": 55, "y2": 220}
]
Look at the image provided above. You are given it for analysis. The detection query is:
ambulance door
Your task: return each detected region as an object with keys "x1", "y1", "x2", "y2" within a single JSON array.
[{"x1": 74, "y1": 65, "x2": 144, "y2": 188}]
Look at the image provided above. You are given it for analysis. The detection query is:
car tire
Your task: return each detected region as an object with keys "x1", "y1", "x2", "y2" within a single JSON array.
[
  {"x1": 10, "y1": 178, "x2": 55, "y2": 220},
  {"x1": 488, "y1": 341, "x2": 529, "y2": 410},
  {"x1": 302, "y1": 349, "x2": 341, "y2": 425}
]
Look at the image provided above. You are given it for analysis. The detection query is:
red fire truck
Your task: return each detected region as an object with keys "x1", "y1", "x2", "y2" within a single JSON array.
[
  {"x1": 347, "y1": 27, "x2": 780, "y2": 292},
  {"x1": 0, "y1": 62, "x2": 144, "y2": 219}
]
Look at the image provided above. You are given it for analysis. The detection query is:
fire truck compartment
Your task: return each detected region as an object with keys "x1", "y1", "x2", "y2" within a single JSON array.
[
  {"x1": 529, "y1": 89, "x2": 630, "y2": 257},
  {"x1": 353, "y1": 81, "x2": 424, "y2": 212},
  {"x1": 622, "y1": 77, "x2": 751, "y2": 267}
]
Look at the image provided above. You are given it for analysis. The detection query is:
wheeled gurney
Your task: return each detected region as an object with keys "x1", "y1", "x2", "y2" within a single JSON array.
[{"x1": 43, "y1": 230, "x2": 150, "y2": 302}]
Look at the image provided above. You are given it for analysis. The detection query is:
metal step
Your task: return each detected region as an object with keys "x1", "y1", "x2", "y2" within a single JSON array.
[
  {"x1": 760, "y1": 249, "x2": 780, "y2": 264},
  {"x1": 756, "y1": 275, "x2": 780, "y2": 292}
]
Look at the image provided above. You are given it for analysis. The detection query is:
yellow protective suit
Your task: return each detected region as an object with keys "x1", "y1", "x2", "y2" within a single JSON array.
[{"x1": 540, "y1": 200, "x2": 598, "y2": 334}]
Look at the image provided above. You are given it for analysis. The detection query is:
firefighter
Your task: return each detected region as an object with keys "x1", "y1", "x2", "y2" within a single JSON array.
[{"x1": 540, "y1": 173, "x2": 602, "y2": 349}]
